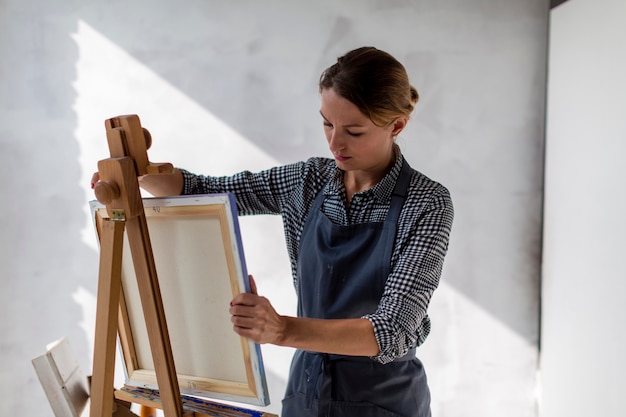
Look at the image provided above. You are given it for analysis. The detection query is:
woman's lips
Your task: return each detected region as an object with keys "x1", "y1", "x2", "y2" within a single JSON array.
[{"x1": 334, "y1": 154, "x2": 351, "y2": 162}]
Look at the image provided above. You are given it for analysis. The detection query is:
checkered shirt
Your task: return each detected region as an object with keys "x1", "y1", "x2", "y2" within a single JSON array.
[{"x1": 179, "y1": 152, "x2": 453, "y2": 364}]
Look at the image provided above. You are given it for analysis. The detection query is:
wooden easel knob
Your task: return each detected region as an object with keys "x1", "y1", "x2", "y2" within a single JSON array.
[
  {"x1": 94, "y1": 181, "x2": 120, "y2": 205},
  {"x1": 143, "y1": 128, "x2": 152, "y2": 149}
]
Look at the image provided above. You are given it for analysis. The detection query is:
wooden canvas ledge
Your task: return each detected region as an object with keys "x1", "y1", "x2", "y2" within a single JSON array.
[
  {"x1": 115, "y1": 386, "x2": 277, "y2": 417},
  {"x1": 90, "y1": 193, "x2": 270, "y2": 408}
]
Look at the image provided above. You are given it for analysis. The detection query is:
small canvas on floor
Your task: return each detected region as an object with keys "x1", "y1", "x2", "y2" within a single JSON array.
[{"x1": 32, "y1": 337, "x2": 90, "y2": 417}]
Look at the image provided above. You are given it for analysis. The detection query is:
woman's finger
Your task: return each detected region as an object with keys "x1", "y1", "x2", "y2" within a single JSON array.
[
  {"x1": 90, "y1": 172, "x2": 100, "y2": 189},
  {"x1": 248, "y1": 274, "x2": 258, "y2": 295}
]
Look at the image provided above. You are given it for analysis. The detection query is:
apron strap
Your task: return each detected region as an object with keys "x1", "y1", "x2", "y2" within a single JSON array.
[{"x1": 386, "y1": 158, "x2": 412, "y2": 225}]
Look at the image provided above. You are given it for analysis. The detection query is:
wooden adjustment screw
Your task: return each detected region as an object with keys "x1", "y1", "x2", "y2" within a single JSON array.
[{"x1": 94, "y1": 181, "x2": 120, "y2": 205}]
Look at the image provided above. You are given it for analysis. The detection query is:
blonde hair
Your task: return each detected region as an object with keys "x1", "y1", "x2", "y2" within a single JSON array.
[{"x1": 319, "y1": 47, "x2": 419, "y2": 126}]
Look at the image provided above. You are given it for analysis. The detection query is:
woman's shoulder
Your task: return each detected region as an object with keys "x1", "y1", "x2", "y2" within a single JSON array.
[
  {"x1": 302, "y1": 156, "x2": 336, "y2": 171},
  {"x1": 399, "y1": 167, "x2": 454, "y2": 233},
  {"x1": 265, "y1": 156, "x2": 335, "y2": 183},
  {"x1": 298, "y1": 156, "x2": 337, "y2": 182},
  {"x1": 270, "y1": 156, "x2": 336, "y2": 200},
  {"x1": 406, "y1": 166, "x2": 453, "y2": 209}
]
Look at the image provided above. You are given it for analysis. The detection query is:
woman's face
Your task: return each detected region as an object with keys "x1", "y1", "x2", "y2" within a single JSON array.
[{"x1": 320, "y1": 88, "x2": 403, "y2": 176}]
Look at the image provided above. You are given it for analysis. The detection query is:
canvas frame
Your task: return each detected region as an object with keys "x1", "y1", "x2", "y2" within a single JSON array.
[{"x1": 90, "y1": 194, "x2": 269, "y2": 406}]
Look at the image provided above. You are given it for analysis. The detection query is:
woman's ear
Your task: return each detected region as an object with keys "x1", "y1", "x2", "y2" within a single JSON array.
[{"x1": 391, "y1": 116, "x2": 408, "y2": 137}]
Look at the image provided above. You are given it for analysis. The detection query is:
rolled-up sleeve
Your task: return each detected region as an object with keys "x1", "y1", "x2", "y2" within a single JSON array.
[{"x1": 364, "y1": 185, "x2": 454, "y2": 364}]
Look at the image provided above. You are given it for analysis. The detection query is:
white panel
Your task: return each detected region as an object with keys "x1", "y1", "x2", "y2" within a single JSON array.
[{"x1": 542, "y1": 0, "x2": 626, "y2": 416}]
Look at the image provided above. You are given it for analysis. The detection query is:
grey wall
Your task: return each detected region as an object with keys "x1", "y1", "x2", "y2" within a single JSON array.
[
  {"x1": 0, "y1": 1, "x2": 549, "y2": 416},
  {"x1": 541, "y1": 0, "x2": 626, "y2": 416}
]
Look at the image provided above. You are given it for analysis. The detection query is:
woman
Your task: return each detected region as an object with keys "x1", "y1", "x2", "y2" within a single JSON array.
[{"x1": 93, "y1": 46, "x2": 453, "y2": 417}]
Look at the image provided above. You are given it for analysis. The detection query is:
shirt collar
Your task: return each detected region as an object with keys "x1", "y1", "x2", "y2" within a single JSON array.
[{"x1": 324, "y1": 146, "x2": 404, "y2": 203}]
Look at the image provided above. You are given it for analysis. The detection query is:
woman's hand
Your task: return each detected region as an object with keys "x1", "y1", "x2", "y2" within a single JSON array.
[
  {"x1": 229, "y1": 275, "x2": 286, "y2": 345},
  {"x1": 90, "y1": 172, "x2": 100, "y2": 189},
  {"x1": 230, "y1": 276, "x2": 379, "y2": 356}
]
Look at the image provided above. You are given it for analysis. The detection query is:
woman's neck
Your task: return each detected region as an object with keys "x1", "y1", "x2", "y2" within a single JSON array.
[{"x1": 343, "y1": 145, "x2": 398, "y2": 203}]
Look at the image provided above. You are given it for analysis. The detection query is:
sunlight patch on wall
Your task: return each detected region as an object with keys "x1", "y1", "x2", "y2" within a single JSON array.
[
  {"x1": 69, "y1": 22, "x2": 293, "y2": 407},
  {"x1": 71, "y1": 19, "x2": 280, "y2": 251},
  {"x1": 420, "y1": 280, "x2": 539, "y2": 415}
]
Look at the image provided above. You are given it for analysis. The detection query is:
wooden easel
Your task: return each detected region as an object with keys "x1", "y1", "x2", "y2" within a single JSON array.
[{"x1": 90, "y1": 115, "x2": 184, "y2": 417}]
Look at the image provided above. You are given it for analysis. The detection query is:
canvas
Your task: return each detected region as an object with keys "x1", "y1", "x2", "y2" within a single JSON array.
[{"x1": 90, "y1": 194, "x2": 270, "y2": 407}]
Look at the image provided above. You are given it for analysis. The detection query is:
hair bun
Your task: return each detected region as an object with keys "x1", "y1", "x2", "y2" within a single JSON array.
[{"x1": 410, "y1": 86, "x2": 419, "y2": 105}]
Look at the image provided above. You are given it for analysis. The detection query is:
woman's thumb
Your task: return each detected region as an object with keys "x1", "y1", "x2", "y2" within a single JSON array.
[{"x1": 248, "y1": 274, "x2": 258, "y2": 295}]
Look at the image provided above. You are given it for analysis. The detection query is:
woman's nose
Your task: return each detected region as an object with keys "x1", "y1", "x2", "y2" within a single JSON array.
[{"x1": 328, "y1": 131, "x2": 344, "y2": 151}]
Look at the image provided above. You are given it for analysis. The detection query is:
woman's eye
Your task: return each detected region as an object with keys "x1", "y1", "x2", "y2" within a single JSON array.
[
  {"x1": 323, "y1": 122, "x2": 333, "y2": 128},
  {"x1": 347, "y1": 131, "x2": 362, "y2": 137}
]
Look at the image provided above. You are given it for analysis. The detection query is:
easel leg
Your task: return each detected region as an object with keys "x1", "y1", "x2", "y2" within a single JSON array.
[
  {"x1": 140, "y1": 405, "x2": 157, "y2": 417},
  {"x1": 91, "y1": 219, "x2": 126, "y2": 417},
  {"x1": 93, "y1": 117, "x2": 183, "y2": 417}
]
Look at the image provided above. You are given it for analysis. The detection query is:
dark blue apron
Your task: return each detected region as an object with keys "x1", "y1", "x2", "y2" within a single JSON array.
[{"x1": 281, "y1": 160, "x2": 431, "y2": 417}]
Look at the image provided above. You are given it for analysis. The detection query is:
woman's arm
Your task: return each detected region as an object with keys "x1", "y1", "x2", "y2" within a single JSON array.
[
  {"x1": 138, "y1": 169, "x2": 184, "y2": 197},
  {"x1": 280, "y1": 316, "x2": 379, "y2": 356},
  {"x1": 365, "y1": 183, "x2": 454, "y2": 363},
  {"x1": 90, "y1": 169, "x2": 184, "y2": 197},
  {"x1": 229, "y1": 277, "x2": 380, "y2": 356}
]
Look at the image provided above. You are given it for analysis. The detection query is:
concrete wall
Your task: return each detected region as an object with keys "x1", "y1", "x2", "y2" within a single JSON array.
[
  {"x1": 0, "y1": 1, "x2": 549, "y2": 416},
  {"x1": 541, "y1": 0, "x2": 626, "y2": 416}
]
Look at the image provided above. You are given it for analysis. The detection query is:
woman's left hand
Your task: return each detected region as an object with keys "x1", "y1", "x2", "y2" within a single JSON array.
[{"x1": 229, "y1": 275, "x2": 286, "y2": 345}]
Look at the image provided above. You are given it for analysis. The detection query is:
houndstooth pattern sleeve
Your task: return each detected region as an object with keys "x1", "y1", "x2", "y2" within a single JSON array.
[
  {"x1": 364, "y1": 178, "x2": 454, "y2": 364},
  {"x1": 179, "y1": 162, "x2": 308, "y2": 215}
]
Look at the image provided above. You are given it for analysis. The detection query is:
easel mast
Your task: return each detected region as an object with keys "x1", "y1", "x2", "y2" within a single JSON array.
[{"x1": 90, "y1": 115, "x2": 184, "y2": 417}]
